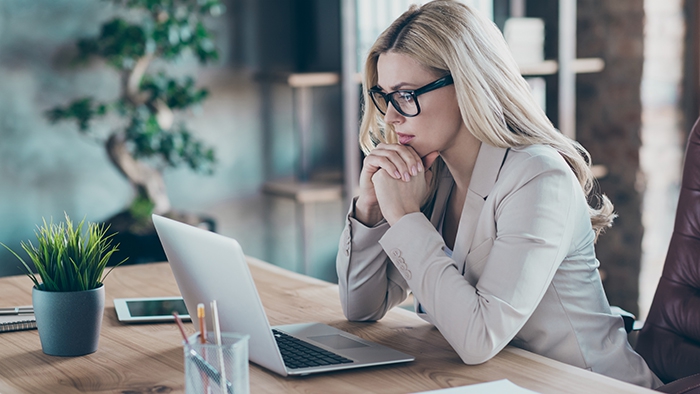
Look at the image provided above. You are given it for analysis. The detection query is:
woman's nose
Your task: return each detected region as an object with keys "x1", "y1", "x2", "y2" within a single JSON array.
[{"x1": 384, "y1": 102, "x2": 404, "y2": 124}]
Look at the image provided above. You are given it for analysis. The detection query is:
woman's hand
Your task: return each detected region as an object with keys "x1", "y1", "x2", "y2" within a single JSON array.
[
  {"x1": 372, "y1": 151, "x2": 438, "y2": 225},
  {"x1": 365, "y1": 146, "x2": 439, "y2": 226},
  {"x1": 355, "y1": 143, "x2": 426, "y2": 226}
]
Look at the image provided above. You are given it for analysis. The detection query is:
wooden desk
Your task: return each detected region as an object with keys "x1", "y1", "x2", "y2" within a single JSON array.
[{"x1": 0, "y1": 259, "x2": 654, "y2": 394}]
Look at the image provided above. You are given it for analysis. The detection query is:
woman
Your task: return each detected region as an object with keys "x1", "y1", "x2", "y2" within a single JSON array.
[{"x1": 336, "y1": 0, "x2": 660, "y2": 388}]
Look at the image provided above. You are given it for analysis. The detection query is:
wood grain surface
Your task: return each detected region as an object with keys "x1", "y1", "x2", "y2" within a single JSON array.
[{"x1": 0, "y1": 258, "x2": 655, "y2": 394}]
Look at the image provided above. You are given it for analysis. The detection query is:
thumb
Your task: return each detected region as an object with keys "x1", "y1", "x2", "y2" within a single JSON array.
[{"x1": 422, "y1": 151, "x2": 440, "y2": 170}]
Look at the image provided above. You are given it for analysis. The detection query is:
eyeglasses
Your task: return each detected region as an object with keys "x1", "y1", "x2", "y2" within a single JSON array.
[{"x1": 368, "y1": 75, "x2": 454, "y2": 117}]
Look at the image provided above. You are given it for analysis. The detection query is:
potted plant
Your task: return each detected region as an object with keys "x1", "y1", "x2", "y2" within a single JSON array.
[
  {"x1": 44, "y1": 0, "x2": 223, "y2": 264},
  {"x1": 2, "y1": 213, "x2": 125, "y2": 356}
]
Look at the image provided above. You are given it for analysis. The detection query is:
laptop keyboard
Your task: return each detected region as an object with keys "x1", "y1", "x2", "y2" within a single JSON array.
[{"x1": 272, "y1": 329, "x2": 354, "y2": 369}]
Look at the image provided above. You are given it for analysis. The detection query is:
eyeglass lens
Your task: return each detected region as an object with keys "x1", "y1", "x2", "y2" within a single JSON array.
[
  {"x1": 369, "y1": 75, "x2": 453, "y2": 117},
  {"x1": 370, "y1": 91, "x2": 417, "y2": 117}
]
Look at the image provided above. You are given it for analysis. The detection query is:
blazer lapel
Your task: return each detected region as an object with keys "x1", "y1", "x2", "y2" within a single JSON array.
[
  {"x1": 429, "y1": 166, "x2": 454, "y2": 229},
  {"x1": 451, "y1": 143, "x2": 508, "y2": 269}
]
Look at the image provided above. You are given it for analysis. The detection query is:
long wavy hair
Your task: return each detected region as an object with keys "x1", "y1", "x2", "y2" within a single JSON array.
[{"x1": 358, "y1": 0, "x2": 615, "y2": 238}]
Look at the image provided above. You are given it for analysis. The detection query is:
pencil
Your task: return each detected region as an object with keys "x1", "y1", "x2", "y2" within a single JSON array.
[
  {"x1": 176, "y1": 312, "x2": 227, "y2": 393},
  {"x1": 172, "y1": 312, "x2": 189, "y2": 344},
  {"x1": 197, "y1": 303, "x2": 206, "y2": 344}
]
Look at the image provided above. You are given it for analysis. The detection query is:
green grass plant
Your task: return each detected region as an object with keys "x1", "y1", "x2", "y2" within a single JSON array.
[{"x1": 2, "y1": 213, "x2": 127, "y2": 292}]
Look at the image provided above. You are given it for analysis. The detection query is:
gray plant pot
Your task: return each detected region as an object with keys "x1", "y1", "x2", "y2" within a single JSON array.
[{"x1": 32, "y1": 284, "x2": 105, "y2": 357}]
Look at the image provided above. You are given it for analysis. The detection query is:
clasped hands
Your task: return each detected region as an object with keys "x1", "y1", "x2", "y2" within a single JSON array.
[{"x1": 356, "y1": 143, "x2": 439, "y2": 226}]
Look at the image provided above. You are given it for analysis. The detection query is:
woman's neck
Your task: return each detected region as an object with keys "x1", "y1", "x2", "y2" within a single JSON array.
[{"x1": 441, "y1": 133, "x2": 482, "y2": 191}]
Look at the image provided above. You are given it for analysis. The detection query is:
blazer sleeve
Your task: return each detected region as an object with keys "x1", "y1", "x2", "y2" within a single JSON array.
[
  {"x1": 336, "y1": 197, "x2": 410, "y2": 321},
  {"x1": 378, "y1": 155, "x2": 579, "y2": 365}
]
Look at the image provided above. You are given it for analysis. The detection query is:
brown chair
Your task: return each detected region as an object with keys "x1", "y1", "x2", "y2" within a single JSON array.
[{"x1": 635, "y1": 117, "x2": 700, "y2": 393}]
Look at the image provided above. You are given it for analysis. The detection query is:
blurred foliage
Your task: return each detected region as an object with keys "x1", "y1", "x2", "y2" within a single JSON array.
[
  {"x1": 128, "y1": 192, "x2": 156, "y2": 226},
  {"x1": 45, "y1": 0, "x2": 223, "y2": 180}
]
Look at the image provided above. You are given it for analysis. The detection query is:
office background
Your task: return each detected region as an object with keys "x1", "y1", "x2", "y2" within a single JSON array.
[
  {"x1": 0, "y1": 0, "x2": 698, "y2": 320},
  {"x1": 0, "y1": 0, "x2": 347, "y2": 282}
]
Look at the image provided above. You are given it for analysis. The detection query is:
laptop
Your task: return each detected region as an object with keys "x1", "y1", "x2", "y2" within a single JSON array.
[{"x1": 152, "y1": 214, "x2": 414, "y2": 376}]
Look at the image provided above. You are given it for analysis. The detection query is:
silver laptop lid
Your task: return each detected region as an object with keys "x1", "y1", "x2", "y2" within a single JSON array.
[{"x1": 152, "y1": 214, "x2": 288, "y2": 376}]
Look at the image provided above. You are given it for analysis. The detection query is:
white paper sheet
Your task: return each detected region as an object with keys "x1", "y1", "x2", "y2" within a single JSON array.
[{"x1": 413, "y1": 379, "x2": 541, "y2": 394}]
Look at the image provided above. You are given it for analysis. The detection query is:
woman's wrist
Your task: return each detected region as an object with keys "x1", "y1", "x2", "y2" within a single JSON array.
[{"x1": 354, "y1": 196, "x2": 384, "y2": 227}]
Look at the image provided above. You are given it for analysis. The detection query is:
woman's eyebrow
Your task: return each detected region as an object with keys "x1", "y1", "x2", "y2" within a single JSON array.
[
  {"x1": 390, "y1": 82, "x2": 409, "y2": 90},
  {"x1": 376, "y1": 81, "x2": 414, "y2": 91}
]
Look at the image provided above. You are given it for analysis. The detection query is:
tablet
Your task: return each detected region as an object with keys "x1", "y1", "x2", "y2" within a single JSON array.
[{"x1": 114, "y1": 297, "x2": 191, "y2": 323}]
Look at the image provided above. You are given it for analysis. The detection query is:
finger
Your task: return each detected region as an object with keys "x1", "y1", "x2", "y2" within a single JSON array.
[
  {"x1": 364, "y1": 152, "x2": 404, "y2": 180},
  {"x1": 368, "y1": 148, "x2": 413, "y2": 180},
  {"x1": 389, "y1": 144, "x2": 423, "y2": 175},
  {"x1": 376, "y1": 143, "x2": 423, "y2": 178},
  {"x1": 371, "y1": 168, "x2": 392, "y2": 185},
  {"x1": 381, "y1": 143, "x2": 423, "y2": 172},
  {"x1": 422, "y1": 151, "x2": 440, "y2": 170}
]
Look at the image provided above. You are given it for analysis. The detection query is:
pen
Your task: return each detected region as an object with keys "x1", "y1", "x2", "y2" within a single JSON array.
[
  {"x1": 0, "y1": 306, "x2": 33, "y2": 315},
  {"x1": 211, "y1": 300, "x2": 228, "y2": 394},
  {"x1": 173, "y1": 311, "x2": 234, "y2": 394}
]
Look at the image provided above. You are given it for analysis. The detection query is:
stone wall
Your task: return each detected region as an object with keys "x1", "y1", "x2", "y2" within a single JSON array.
[{"x1": 576, "y1": 0, "x2": 646, "y2": 314}]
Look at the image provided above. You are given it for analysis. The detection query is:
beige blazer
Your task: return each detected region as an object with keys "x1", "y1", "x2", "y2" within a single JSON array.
[{"x1": 336, "y1": 142, "x2": 660, "y2": 388}]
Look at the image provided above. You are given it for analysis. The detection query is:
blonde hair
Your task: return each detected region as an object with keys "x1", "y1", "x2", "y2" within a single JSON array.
[{"x1": 358, "y1": 0, "x2": 615, "y2": 238}]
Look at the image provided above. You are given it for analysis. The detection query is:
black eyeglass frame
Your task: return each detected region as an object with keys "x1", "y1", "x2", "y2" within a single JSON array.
[{"x1": 368, "y1": 74, "x2": 454, "y2": 117}]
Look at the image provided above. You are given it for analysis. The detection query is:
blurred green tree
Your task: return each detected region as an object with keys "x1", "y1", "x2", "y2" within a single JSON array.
[{"x1": 46, "y1": 0, "x2": 223, "y2": 224}]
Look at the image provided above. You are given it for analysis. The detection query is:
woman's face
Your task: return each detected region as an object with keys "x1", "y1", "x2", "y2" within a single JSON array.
[{"x1": 375, "y1": 51, "x2": 467, "y2": 159}]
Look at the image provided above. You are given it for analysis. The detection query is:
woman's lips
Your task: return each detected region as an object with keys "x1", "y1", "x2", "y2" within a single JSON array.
[{"x1": 397, "y1": 133, "x2": 414, "y2": 145}]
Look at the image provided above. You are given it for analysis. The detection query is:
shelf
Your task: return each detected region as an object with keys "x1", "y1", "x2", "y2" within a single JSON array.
[
  {"x1": 349, "y1": 57, "x2": 604, "y2": 82},
  {"x1": 287, "y1": 72, "x2": 339, "y2": 88},
  {"x1": 571, "y1": 58, "x2": 606, "y2": 74},
  {"x1": 262, "y1": 179, "x2": 343, "y2": 204},
  {"x1": 591, "y1": 164, "x2": 608, "y2": 179},
  {"x1": 255, "y1": 72, "x2": 340, "y2": 88},
  {"x1": 519, "y1": 58, "x2": 605, "y2": 76},
  {"x1": 262, "y1": 178, "x2": 344, "y2": 275},
  {"x1": 519, "y1": 60, "x2": 559, "y2": 76}
]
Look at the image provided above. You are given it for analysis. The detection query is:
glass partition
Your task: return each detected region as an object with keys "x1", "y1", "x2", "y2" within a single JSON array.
[{"x1": 355, "y1": 0, "x2": 494, "y2": 72}]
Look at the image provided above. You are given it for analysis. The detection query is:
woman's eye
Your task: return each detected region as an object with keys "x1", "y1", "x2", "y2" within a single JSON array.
[{"x1": 397, "y1": 92, "x2": 414, "y2": 102}]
